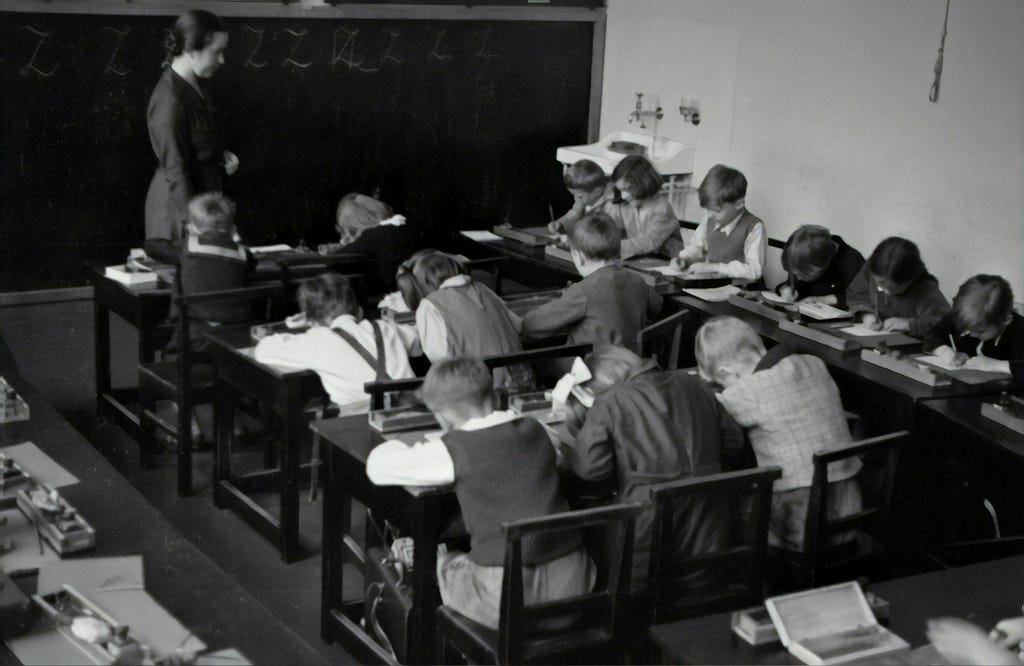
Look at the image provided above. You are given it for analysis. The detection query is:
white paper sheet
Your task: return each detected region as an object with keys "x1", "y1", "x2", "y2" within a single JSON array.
[
  {"x1": 248, "y1": 244, "x2": 292, "y2": 254},
  {"x1": 838, "y1": 324, "x2": 887, "y2": 337},
  {"x1": 760, "y1": 290, "x2": 791, "y2": 305},
  {"x1": 0, "y1": 507, "x2": 61, "y2": 575},
  {"x1": 37, "y1": 556, "x2": 145, "y2": 596},
  {"x1": 682, "y1": 285, "x2": 742, "y2": 302},
  {"x1": 0, "y1": 442, "x2": 78, "y2": 488},
  {"x1": 197, "y1": 648, "x2": 253, "y2": 665},
  {"x1": 459, "y1": 230, "x2": 504, "y2": 242},
  {"x1": 89, "y1": 588, "x2": 207, "y2": 658},
  {"x1": 798, "y1": 302, "x2": 852, "y2": 320}
]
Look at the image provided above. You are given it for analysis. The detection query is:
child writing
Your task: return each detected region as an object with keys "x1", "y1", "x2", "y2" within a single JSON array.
[
  {"x1": 606, "y1": 155, "x2": 684, "y2": 259},
  {"x1": 397, "y1": 250, "x2": 531, "y2": 387},
  {"x1": 329, "y1": 192, "x2": 413, "y2": 295},
  {"x1": 775, "y1": 224, "x2": 865, "y2": 307},
  {"x1": 254, "y1": 274, "x2": 418, "y2": 413},
  {"x1": 672, "y1": 164, "x2": 766, "y2": 283},
  {"x1": 696, "y1": 316, "x2": 862, "y2": 551},
  {"x1": 923, "y1": 274, "x2": 1022, "y2": 382},
  {"x1": 176, "y1": 191, "x2": 256, "y2": 343},
  {"x1": 845, "y1": 237, "x2": 950, "y2": 335},
  {"x1": 547, "y1": 159, "x2": 615, "y2": 234},
  {"x1": 366, "y1": 357, "x2": 595, "y2": 630},
  {"x1": 522, "y1": 213, "x2": 663, "y2": 352},
  {"x1": 558, "y1": 345, "x2": 744, "y2": 592}
]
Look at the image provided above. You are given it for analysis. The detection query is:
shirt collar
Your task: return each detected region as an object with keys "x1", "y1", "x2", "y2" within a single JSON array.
[
  {"x1": 625, "y1": 358, "x2": 661, "y2": 381},
  {"x1": 458, "y1": 410, "x2": 520, "y2": 432},
  {"x1": 439, "y1": 274, "x2": 472, "y2": 289},
  {"x1": 329, "y1": 314, "x2": 360, "y2": 328},
  {"x1": 711, "y1": 207, "x2": 746, "y2": 234}
]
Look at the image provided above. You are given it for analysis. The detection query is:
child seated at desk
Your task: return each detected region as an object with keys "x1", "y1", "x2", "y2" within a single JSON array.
[
  {"x1": 366, "y1": 357, "x2": 595, "y2": 630},
  {"x1": 672, "y1": 164, "x2": 766, "y2": 283},
  {"x1": 923, "y1": 274, "x2": 1022, "y2": 382},
  {"x1": 846, "y1": 237, "x2": 950, "y2": 336},
  {"x1": 775, "y1": 224, "x2": 865, "y2": 308},
  {"x1": 606, "y1": 155, "x2": 683, "y2": 260},
  {"x1": 329, "y1": 192, "x2": 414, "y2": 295},
  {"x1": 254, "y1": 274, "x2": 417, "y2": 413},
  {"x1": 696, "y1": 316, "x2": 862, "y2": 551},
  {"x1": 558, "y1": 345, "x2": 743, "y2": 592},
  {"x1": 522, "y1": 213, "x2": 663, "y2": 352},
  {"x1": 397, "y1": 250, "x2": 531, "y2": 387},
  {"x1": 547, "y1": 159, "x2": 615, "y2": 235}
]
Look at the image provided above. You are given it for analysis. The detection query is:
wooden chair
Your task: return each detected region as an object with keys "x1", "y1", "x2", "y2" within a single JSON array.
[
  {"x1": 138, "y1": 282, "x2": 283, "y2": 496},
  {"x1": 771, "y1": 431, "x2": 908, "y2": 589},
  {"x1": 459, "y1": 255, "x2": 509, "y2": 296},
  {"x1": 435, "y1": 502, "x2": 643, "y2": 665},
  {"x1": 636, "y1": 309, "x2": 690, "y2": 370},
  {"x1": 274, "y1": 253, "x2": 374, "y2": 304},
  {"x1": 363, "y1": 342, "x2": 594, "y2": 410},
  {"x1": 647, "y1": 466, "x2": 781, "y2": 626}
]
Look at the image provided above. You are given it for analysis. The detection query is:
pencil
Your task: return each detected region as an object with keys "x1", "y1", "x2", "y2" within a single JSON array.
[
  {"x1": 548, "y1": 205, "x2": 555, "y2": 223},
  {"x1": 948, "y1": 334, "x2": 957, "y2": 353}
]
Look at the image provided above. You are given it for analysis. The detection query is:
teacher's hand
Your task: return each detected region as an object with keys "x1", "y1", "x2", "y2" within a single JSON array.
[{"x1": 223, "y1": 150, "x2": 240, "y2": 176}]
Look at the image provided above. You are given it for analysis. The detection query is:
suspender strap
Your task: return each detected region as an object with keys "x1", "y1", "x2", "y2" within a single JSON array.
[{"x1": 331, "y1": 321, "x2": 391, "y2": 382}]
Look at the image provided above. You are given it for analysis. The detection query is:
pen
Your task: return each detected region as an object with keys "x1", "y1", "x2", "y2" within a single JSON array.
[
  {"x1": 948, "y1": 334, "x2": 957, "y2": 353},
  {"x1": 548, "y1": 205, "x2": 555, "y2": 224}
]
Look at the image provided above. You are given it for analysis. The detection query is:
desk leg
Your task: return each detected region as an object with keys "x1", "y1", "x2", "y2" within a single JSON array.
[
  {"x1": 213, "y1": 376, "x2": 235, "y2": 510},
  {"x1": 321, "y1": 446, "x2": 351, "y2": 642},
  {"x1": 279, "y1": 396, "x2": 301, "y2": 563},
  {"x1": 409, "y1": 499, "x2": 442, "y2": 665},
  {"x1": 93, "y1": 292, "x2": 111, "y2": 414}
]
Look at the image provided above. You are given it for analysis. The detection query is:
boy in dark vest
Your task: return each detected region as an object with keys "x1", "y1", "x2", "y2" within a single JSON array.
[
  {"x1": 522, "y1": 212, "x2": 663, "y2": 353},
  {"x1": 366, "y1": 357, "x2": 595, "y2": 629},
  {"x1": 673, "y1": 164, "x2": 766, "y2": 284}
]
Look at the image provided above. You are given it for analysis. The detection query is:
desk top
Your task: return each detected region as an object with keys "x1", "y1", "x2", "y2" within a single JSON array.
[
  {"x1": 0, "y1": 375, "x2": 328, "y2": 664},
  {"x1": 918, "y1": 395, "x2": 1024, "y2": 457},
  {"x1": 311, "y1": 414, "x2": 453, "y2": 498},
  {"x1": 204, "y1": 324, "x2": 316, "y2": 379},
  {"x1": 650, "y1": 555, "x2": 1024, "y2": 665}
]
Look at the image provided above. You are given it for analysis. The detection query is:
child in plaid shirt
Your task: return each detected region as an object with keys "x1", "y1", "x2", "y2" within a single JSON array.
[{"x1": 695, "y1": 316, "x2": 862, "y2": 551}]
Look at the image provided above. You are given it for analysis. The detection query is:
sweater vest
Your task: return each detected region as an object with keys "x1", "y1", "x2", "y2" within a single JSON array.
[
  {"x1": 425, "y1": 282, "x2": 531, "y2": 387},
  {"x1": 442, "y1": 418, "x2": 581, "y2": 567},
  {"x1": 706, "y1": 210, "x2": 761, "y2": 264}
]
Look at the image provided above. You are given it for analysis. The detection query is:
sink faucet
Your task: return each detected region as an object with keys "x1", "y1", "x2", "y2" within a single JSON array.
[{"x1": 628, "y1": 92, "x2": 663, "y2": 130}]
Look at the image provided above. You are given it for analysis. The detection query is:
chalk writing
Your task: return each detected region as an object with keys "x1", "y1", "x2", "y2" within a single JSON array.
[
  {"x1": 100, "y1": 27, "x2": 131, "y2": 76},
  {"x1": 379, "y1": 29, "x2": 403, "y2": 65},
  {"x1": 332, "y1": 27, "x2": 377, "y2": 72},
  {"x1": 19, "y1": 25, "x2": 59, "y2": 77},
  {"x1": 474, "y1": 27, "x2": 499, "y2": 59},
  {"x1": 282, "y1": 28, "x2": 313, "y2": 69},
  {"x1": 426, "y1": 28, "x2": 452, "y2": 61},
  {"x1": 242, "y1": 26, "x2": 268, "y2": 68}
]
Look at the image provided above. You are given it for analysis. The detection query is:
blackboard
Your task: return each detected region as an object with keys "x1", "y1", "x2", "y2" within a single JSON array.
[{"x1": 0, "y1": 9, "x2": 596, "y2": 290}]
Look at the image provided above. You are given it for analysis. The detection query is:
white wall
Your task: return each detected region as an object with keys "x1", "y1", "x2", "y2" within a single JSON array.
[{"x1": 601, "y1": 0, "x2": 1024, "y2": 297}]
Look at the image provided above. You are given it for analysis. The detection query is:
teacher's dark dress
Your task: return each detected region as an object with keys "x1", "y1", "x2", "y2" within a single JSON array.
[{"x1": 145, "y1": 68, "x2": 225, "y2": 240}]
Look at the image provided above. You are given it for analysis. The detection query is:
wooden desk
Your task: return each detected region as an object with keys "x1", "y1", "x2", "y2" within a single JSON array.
[
  {"x1": 314, "y1": 414, "x2": 458, "y2": 665},
  {"x1": 0, "y1": 374, "x2": 329, "y2": 664},
  {"x1": 649, "y1": 555, "x2": 1024, "y2": 665},
  {"x1": 205, "y1": 325, "x2": 327, "y2": 563},
  {"x1": 89, "y1": 264, "x2": 172, "y2": 439},
  {"x1": 913, "y1": 396, "x2": 1024, "y2": 543}
]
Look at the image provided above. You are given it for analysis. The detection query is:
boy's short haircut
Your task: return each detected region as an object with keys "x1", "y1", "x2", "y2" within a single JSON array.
[
  {"x1": 953, "y1": 274, "x2": 1014, "y2": 331},
  {"x1": 782, "y1": 225, "x2": 839, "y2": 275},
  {"x1": 694, "y1": 316, "x2": 766, "y2": 378},
  {"x1": 612, "y1": 155, "x2": 663, "y2": 200},
  {"x1": 421, "y1": 357, "x2": 493, "y2": 416},
  {"x1": 188, "y1": 191, "x2": 235, "y2": 233},
  {"x1": 297, "y1": 274, "x2": 361, "y2": 324},
  {"x1": 563, "y1": 159, "x2": 608, "y2": 191},
  {"x1": 698, "y1": 164, "x2": 748, "y2": 210},
  {"x1": 396, "y1": 250, "x2": 466, "y2": 311},
  {"x1": 867, "y1": 237, "x2": 925, "y2": 286},
  {"x1": 567, "y1": 212, "x2": 621, "y2": 261}
]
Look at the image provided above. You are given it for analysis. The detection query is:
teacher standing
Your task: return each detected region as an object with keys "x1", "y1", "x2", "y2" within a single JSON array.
[{"x1": 145, "y1": 10, "x2": 238, "y2": 240}]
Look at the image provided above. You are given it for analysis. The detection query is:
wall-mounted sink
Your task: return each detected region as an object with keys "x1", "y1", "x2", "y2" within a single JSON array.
[{"x1": 556, "y1": 130, "x2": 696, "y2": 176}]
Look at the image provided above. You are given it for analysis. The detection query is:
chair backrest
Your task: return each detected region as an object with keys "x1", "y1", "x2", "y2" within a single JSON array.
[
  {"x1": 636, "y1": 309, "x2": 690, "y2": 370},
  {"x1": 174, "y1": 282, "x2": 285, "y2": 363},
  {"x1": 459, "y1": 255, "x2": 509, "y2": 296},
  {"x1": 497, "y1": 503, "x2": 643, "y2": 664},
  {"x1": 647, "y1": 466, "x2": 781, "y2": 624},
  {"x1": 363, "y1": 342, "x2": 594, "y2": 410},
  {"x1": 803, "y1": 430, "x2": 908, "y2": 585},
  {"x1": 275, "y1": 253, "x2": 374, "y2": 298}
]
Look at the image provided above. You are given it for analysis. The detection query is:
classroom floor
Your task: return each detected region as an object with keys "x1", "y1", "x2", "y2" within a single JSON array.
[{"x1": 0, "y1": 299, "x2": 361, "y2": 665}]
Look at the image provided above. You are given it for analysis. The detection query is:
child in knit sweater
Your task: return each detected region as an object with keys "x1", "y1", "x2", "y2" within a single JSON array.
[{"x1": 366, "y1": 357, "x2": 594, "y2": 629}]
